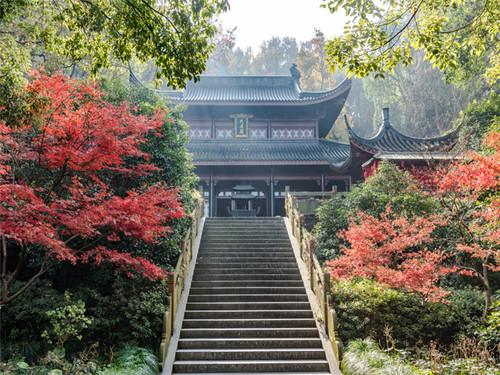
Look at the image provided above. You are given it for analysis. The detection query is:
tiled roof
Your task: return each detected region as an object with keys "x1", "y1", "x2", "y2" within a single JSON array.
[
  {"x1": 345, "y1": 113, "x2": 459, "y2": 154},
  {"x1": 164, "y1": 76, "x2": 352, "y2": 105},
  {"x1": 186, "y1": 139, "x2": 350, "y2": 166}
]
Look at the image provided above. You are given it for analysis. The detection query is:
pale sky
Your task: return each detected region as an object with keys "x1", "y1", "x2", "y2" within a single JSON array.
[{"x1": 218, "y1": 0, "x2": 346, "y2": 51}]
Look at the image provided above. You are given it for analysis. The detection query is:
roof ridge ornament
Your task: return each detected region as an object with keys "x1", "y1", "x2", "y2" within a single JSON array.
[
  {"x1": 290, "y1": 63, "x2": 301, "y2": 88},
  {"x1": 382, "y1": 107, "x2": 391, "y2": 128}
]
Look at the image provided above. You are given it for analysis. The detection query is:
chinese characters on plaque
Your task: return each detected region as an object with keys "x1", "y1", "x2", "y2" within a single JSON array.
[{"x1": 231, "y1": 114, "x2": 253, "y2": 138}]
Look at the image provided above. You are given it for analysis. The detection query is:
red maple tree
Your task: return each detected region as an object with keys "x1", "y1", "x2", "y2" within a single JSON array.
[
  {"x1": 0, "y1": 72, "x2": 184, "y2": 305},
  {"x1": 326, "y1": 206, "x2": 454, "y2": 302},
  {"x1": 436, "y1": 130, "x2": 500, "y2": 312}
]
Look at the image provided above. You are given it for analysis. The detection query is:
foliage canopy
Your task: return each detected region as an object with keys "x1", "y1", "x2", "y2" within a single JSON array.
[
  {"x1": 323, "y1": 0, "x2": 500, "y2": 84},
  {"x1": 1, "y1": 0, "x2": 229, "y2": 87}
]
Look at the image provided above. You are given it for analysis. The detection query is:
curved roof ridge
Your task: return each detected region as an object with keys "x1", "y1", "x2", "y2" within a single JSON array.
[
  {"x1": 344, "y1": 115, "x2": 459, "y2": 147},
  {"x1": 344, "y1": 112, "x2": 459, "y2": 153},
  {"x1": 160, "y1": 74, "x2": 352, "y2": 105},
  {"x1": 299, "y1": 77, "x2": 352, "y2": 98},
  {"x1": 318, "y1": 138, "x2": 351, "y2": 147}
]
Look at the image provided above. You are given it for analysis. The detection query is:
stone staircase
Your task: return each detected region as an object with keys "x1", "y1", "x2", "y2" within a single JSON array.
[{"x1": 170, "y1": 217, "x2": 332, "y2": 374}]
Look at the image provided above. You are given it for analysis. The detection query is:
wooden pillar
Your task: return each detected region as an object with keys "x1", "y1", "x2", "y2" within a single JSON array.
[
  {"x1": 321, "y1": 174, "x2": 325, "y2": 192},
  {"x1": 209, "y1": 175, "x2": 215, "y2": 217},
  {"x1": 270, "y1": 174, "x2": 275, "y2": 217}
]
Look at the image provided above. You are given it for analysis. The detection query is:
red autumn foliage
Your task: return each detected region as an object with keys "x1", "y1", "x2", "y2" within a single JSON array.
[
  {"x1": 0, "y1": 72, "x2": 184, "y2": 304},
  {"x1": 327, "y1": 206, "x2": 454, "y2": 302},
  {"x1": 362, "y1": 160, "x2": 378, "y2": 179},
  {"x1": 436, "y1": 130, "x2": 500, "y2": 312}
]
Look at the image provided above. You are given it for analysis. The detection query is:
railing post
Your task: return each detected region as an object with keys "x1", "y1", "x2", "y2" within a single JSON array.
[
  {"x1": 299, "y1": 214, "x2": 304, "y2": 243},
  {"x1": 168, "y1": 273, "x2": 175, "y2": 330},
  {"x1": 309, "y1": 240, "x2": 314, "y2": 290},
  {"x1": 323, "y1": 271, "x2": 330, "y2": 335}
]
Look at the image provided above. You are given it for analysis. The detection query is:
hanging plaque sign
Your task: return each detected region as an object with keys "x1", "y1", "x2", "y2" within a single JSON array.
[{"x1": 230, "y1": 114, "x2": 253, "y2": 138}]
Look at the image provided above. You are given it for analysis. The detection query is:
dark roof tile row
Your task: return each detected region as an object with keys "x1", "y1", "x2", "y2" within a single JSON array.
[
  {"x1": 186, "y1": 139, "x2": 350, "y2": 166},
  {"x1": 163, "y1": 76, "x2": 351, "y2": 104}
]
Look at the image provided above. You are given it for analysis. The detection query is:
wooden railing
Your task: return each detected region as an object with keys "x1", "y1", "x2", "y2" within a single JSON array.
[
  {"x1": 285, "y1": 192, "x2": 342, "y2": 361},
  {"x1": 158, "y1": 197, "x2": 203, "y2": 369}
]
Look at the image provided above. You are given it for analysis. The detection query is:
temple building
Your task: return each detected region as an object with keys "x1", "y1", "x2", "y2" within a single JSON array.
[{"x1": 165, "y1": 69, "x2": 458, "y2": 217}]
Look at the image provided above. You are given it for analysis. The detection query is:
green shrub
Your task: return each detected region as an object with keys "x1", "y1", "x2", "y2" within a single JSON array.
[
  {"x1": 333, "y1": 279, "x2": 484, "y2": 347},
  {"x1": 341, "y1": 339, "x2": 421, "y2": 375},
  {"x1": 314, "y1": 194, "x2": 349, "y2": 261},
  {"x1": 41, "y1": 293, "x2": 92, "y2": 351},
  {"x1": 2, "y1": 269, "x2": 168, "y2": 362},
  {"x1": 99, "y1": 347, "x2": 158, "y2": 375},
  {"x1": 72, "y1": 270, "x2": 169, "y2": 350},
  {"x1": 478, "y1": 292, "x2": 500, "y2": 349},
  {"x1": 1, "y1": 280, "x2": 69, "y2": 362}
]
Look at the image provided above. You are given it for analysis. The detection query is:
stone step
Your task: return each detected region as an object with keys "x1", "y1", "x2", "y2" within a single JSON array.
[
  {"x1": 192, "y1": 273, "x2": 302, "y2": 281},
  {"x1": 198, "y1": 248, "x2": 292, "y2": 253},
  {"x1": 182, "y1": 318, "x2": 316, "y2": 329},
  {"x1": 174, "y1": 373, "x2": 330, "y2": 375},
  {"x1": 201, "y1": 229, "x2": 286, "y2": 234},
  {"x1": 196, "y1": 257, "x2": 295, "y2": 263},
  {"x1": 176, "y1": 348, "x2": 326, "y2": 361},
  {"x1": 190, "y1": 280, "x2": 304, "y2": 288},
  {"x1": 203, "y1": 222, "x2": 284, "y2": 226},
  {"x1": 193, "y1": 268, "x2": 300, "y2": 275},
  {"x1": 206, "y1": 217, "x2": 283, "y2": 223},
  {"x1": 200, "y1": 238, "x2": 290, "y2": 246},
  {"x1": 194, "y1": 262, "x2": 298, "y2": 269},
  {"x1": 185, "y1": 301, "x2": 312, "y2": 310},
  {"x1": 201, "y1": 233, "x2": 289, "y2": 238},
  {"x1": 198, "y1": 249, "x2": 292, "y2": 254},
  {"x1": 177, "y1": 337, "x2": 324, "y2": 350},
  {"x1": 183, "y1": 309, "x2": 313, "y2": 320},
  {"x1": 201, "y1": 238, "x2": 290, "y2": 243},
  {"x1": 189, "y1": 287, "x2": 306, "y2": 295},
  {"x1": 172, "y1": 359, "x2": 330, "y2": 373},
  {"x1": 204, "y1": 223, "x2": 284, "y2": 226},
  {"x1": 187, "y1": 294, "x2": 309, "y2": 303},
  {"x1": 199, "y1": 243, "x2": 291, "y2": 249},
  {"x1": 202, "y1": 225, "x2": 285, "y2": 230},
  {"x1": 180, "y1": 327, "x2": 320, "y2": 339},
  {"x1": 198, "y1": 251, "x2": 294, "y2": 257},
  {"x1": 196, "y1": 257, "x2": 296, "y2": 265}
]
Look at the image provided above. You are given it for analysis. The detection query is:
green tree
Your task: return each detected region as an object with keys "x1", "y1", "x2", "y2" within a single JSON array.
[
  {"x1": 361, "y1": 51, "x2": 467, "y2": 137},
  {"x1": 0, "y1": 0, "x2": 229, "y2": 87},
  {"x1": 459, "y1": 92, "x2": 500, "y2": 150},
  {"x1": 323, "y1": 0, "x2": 500, "y2": 85},
  {"x1": 204, "y1": 25, "x2": 254, "y2": 75},
  {"x1": 297, "y1": 29, "x2": 339, "y2": 91},
  {"x1": 314, "y1": 161, "x2": 439, "y2": 261},
  {"x1": 251, "y1": 37, "x2": 298, "y2": 76}
]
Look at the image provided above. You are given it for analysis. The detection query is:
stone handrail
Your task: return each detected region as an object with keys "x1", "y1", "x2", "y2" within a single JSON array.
[
  {"x1": 158, "y1": 197, "x2": 203, "y2": 369},
  {"x1": 287, "y1": 190, "x2": 338, "y2": 199},
  {"x1": 285, "y1": 192, "x2": 342, "y2": 361}
]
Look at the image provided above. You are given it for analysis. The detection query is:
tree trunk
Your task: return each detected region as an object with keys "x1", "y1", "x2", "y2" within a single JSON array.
[{"x1": 483, "y1": 263, "x2": 491, "y2": 317}]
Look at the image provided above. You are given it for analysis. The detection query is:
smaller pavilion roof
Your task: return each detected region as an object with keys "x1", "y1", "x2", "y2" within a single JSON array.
[
  {"x1": 345, "y1": 108, "x2": 459, "y2": 155},
  {"x1": 186, "y1": 139, "x2": 350, "y2": 167},
  {"x1": 165, "y1": 75, "x2": 352, "y2": 106}
]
